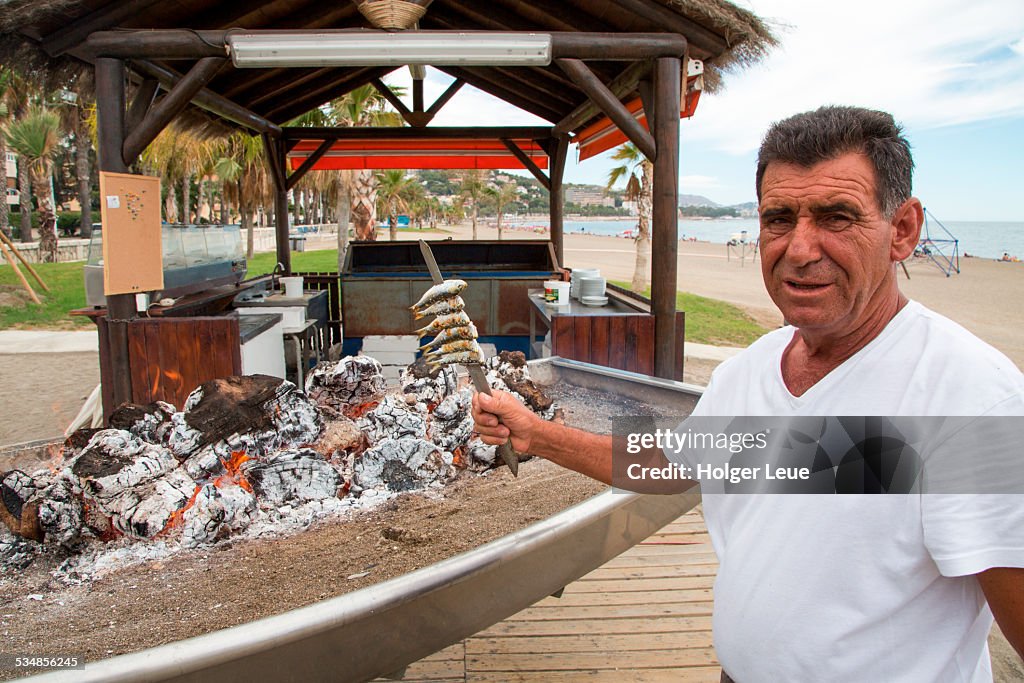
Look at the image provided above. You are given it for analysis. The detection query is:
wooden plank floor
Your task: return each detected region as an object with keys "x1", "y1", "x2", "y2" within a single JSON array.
[{"x1": 390, "y1": 507, "x2": 718, "y2": 682}]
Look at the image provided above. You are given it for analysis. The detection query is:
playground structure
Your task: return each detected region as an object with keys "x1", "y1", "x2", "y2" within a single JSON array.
[{"x1": 912, "y1": 208, "x2": 960, "y2": 277}]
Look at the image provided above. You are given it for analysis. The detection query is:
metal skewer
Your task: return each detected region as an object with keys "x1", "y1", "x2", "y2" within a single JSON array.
[{"x1": 418, "y1": 240, "x2": 519, "y2": 476}]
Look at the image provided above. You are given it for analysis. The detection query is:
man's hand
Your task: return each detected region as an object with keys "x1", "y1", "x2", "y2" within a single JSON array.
[{"x1": 471, "y1": 390, "x2": 542, "y2": 454}]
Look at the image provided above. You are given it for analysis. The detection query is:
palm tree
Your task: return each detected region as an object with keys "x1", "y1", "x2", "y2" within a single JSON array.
[
  {"x1": 376, "y1": 169, "x2": 414, "y2": 241},
  {"x1": 214, "y1": 131, "x2": 268, "y2": 258},
  {"x1": 0, "y1": 68, "x2": 14, "y2": 239},
  {"x1": 459, "y1": 169, "x2": 487, "y2": 240},
  {"x1": 606, "y1": 143, "x2": 653, "y2": 292},
  {"x1": 486, "y1": 181, "x2": 519, "y2": 240},
  {"x1": 6, "y1": 107, "x2": 61, "y2": 262}
]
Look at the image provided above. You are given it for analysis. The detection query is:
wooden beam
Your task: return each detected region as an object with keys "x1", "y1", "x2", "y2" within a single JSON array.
[
  {"x1": 262, "y1": 134, "x2": 291, "y2": 275},
  {"x1": 489, "y1": 0, "x2": 579, "y2": 32},
  {"x1": 610, "y1": 0, "x2": 727, "y2": 57},
  {"x1": 555, "y1": 60, "x2": 651, "y2": 134},
  {"x1": 556, "y1": 58, "x2": 655, "y2": 160},
  {"x1": 490, "y1": 67, "x2": 577, "y2": 107},
  {"x1": 500, "y1": 139, "x2": 550, "y2": 191},
  {"x1": 371, "y1": 78, "x2": 412, "y2": 117},
  {"x1": 132, "y1": 60, "x2": 281, "y2": 135},
  {"x1": 286, "y1": 139, "x2": 333, "y2": 192},
  {"x1": 265, "y1": 67, "x2": 395, "y2": 123},
  {"x1": 551, "y1": 33, "x2": 687, "y2": 60},
  {"x1": 94, "y1": 57, "x2": 134, "y2": 411},
  {"x1": 651, "y1": 57, "x2": 681, "y2": 379},
  {"x1": 548, "y1": 135, "x2": 570, "y2": 267},
  {"x1": 437, "y1": 67, "x2": 564, "y2": 124},
  {"x1": 84, "y1": 30, "x2": 228, "y2": 59},
  {"x1": 244, "y1": 68, "x2": 335, "y2": 107},
  {"x1": 282, "y1": 126, "x2": 555, "y2": 141},
  {"x1": 123, "y1": 57, "x2": 228, "y2": 164},
  {"x1": 426, "y1": 78, "x2": 465, "y2": 117},
  {"x1": 41, "y1": 0, "x2": 163, "y2": 57},
  {"x1": 413, "y1": 78, "x2": 424, "y2": 112},
  {"x1": 125, "y1": 78, "x2": 159, "y2": 135},
  {"x1": 638, "y1": 75, "x2": 656, "y2": 131}
]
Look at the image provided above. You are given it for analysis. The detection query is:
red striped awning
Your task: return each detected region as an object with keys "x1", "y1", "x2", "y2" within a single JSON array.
[
  {"x1": 574, "y1": 74, "x2": 703, "y2": 161},
  {"x1": 287, "y1": 138, "x2": 548, "y2": 171}
]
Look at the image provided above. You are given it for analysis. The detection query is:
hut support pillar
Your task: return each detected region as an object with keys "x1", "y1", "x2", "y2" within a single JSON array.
[
  {"x1": 651, "y1": 57, "x2": 681, "y2": 379},
  {"x1": 548, "y1": 134, "x2": 569, "y2": 268},
  {"x1": 263, "y1": 134, "x2": 291, "y2": 275},
  {"x1": 95, "y1": 57, "x2": 134, "y2": 410}
]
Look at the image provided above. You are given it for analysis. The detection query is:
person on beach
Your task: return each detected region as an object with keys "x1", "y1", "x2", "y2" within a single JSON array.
[{"x1": 473, "y1": 105, "x2": 1024, "y2": 681}]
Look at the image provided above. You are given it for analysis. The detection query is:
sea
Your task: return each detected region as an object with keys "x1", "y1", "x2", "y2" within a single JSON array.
[{"x1": 509, "y1": 217, "x2": 1024, "y2": 261}]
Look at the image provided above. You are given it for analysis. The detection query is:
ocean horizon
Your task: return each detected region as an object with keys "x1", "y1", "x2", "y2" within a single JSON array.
[{"x1": 504, "y1": 216, "x2": 1024, "y2": 262}]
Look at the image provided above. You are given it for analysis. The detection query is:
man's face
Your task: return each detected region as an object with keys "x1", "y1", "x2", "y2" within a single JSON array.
[{"x1": 758, "y1": 153, "x2": 900, "y2": 338}]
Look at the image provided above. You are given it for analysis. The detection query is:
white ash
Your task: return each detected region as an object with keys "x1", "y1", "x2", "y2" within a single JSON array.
[
  {"x1": 35, "y1": 478, "x2": 84, "y2": 548},
  {"x1": 183, "y1": 385, "x2": 205, "y2": 411},
  {"x1": 181, "y1": 483, "x2": 257, "y2": 549},
  {"x1": 354, "y1": 438, "x2": 454, "y2": 493},
  {"x1": 466, "y1": 440, "x2": 498, "y2": 470},
  {"x1": 66, "y1": 430, "x2": 180, "y2": 500},
  {"x1": 86, "y1": 469, "x2": 197, "y2": 540},
  {"x1": 111, "y1": 401, "x2": 177, "y2": 445},
  {"x1": 399, "y1": 362, "x2": 458, "y2": 407},
  {"x1": 241, "y1": 448, "x2": 343, "y2": 507},
  {"x1": 182, "y1": 445, "x2": 227, "y2": 481},
  {"x1": 271, "y1": 388, "x2": 324, "y2": 447},
  {"x1": 358, "y1": 395, "x2": 428, "y2": 444},
  {"x1": 305, "y1": 357, "x2": 388, "y2": 418},
  {"x1": 165, "y1": 412, "x2": 204, "y2": 460},
  {"x1": 3, "y1": 469, "x2": 38, "y2": 505},
  {"x1": 429, "y1": 390, "x2": 476, "y2": 454},
  {"x1": 0, "y1": 525, "x2": 37, "y2": 570}
]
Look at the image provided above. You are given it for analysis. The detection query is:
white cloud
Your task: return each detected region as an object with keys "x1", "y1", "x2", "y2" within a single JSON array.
[
  {"x1": 680, "y1": 174, "x2": 720, "y2": 189},
  {"x1": 688, "y1": 0, "x2": 1024, "y2": 154}
]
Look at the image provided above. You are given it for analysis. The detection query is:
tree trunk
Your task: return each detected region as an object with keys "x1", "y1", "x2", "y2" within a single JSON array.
[
  {"x1": 220, "y1": 183, "x2": 229, "y2": 224},
  {"x1": 497, "y1": 211, "x2": 503, "y2": 241},
  {"x1": 164, "y1": 184, "x2": 178, "y2": 223},
  {"x1": 292, "y1": 189, "x2": 301, "y2": 228},
  {"x1": 32, "y1": 170, "x2": 57, "y2": 262},
  {"x1": 471, "y1": 204, "x2": 478, "y2": 240},
  {"x1": 631, "y1": 161, "x2": 654, "y2": 292},
  {"x1": 241, "y1": 187, "x2": 254, "y2": 260},
  {"x1": 389, "y1": 212, "x2": 398, "y2": 241},
  {"x1": 73, "y1": 110, "x2": 92, "y2": 238},
  {"x1": 182, "y1": 174, "x2": 192, "y2": 223},
  {"x1": 18, "y1": 158, "x2": 32, "y2": 242},
  {"x1": 336, "y1": 175, "x2": 351, "y2": 273},
  {"x1": 352, "y1": 170, "x2": 377, "y2": 241},
  {"x1": 0, "y1": 134, "x2": 10, "y2": 239}
]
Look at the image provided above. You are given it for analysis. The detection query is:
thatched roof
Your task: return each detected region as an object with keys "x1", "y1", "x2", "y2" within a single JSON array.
[{"x1": 0, "y1": 0, "x2": 776, "y2": 136}]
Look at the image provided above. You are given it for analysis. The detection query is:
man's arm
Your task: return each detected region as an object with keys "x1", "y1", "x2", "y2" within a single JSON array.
[
  {"x1": 471, "y1": 390, "x2": 693, "y2": 493},
  {"x1": 977, "y1": 567, "x2": 1024, "y2": 659}
]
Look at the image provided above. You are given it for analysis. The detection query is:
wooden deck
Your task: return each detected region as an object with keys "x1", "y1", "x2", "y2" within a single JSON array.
[{"x1": 391, "y1": 507, "x2": 718, "y2": 682}]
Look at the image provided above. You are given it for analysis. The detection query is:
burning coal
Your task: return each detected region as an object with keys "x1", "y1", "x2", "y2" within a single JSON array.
[{"x1": 1, "y1": 353, "x2": 558, "y2": 581}]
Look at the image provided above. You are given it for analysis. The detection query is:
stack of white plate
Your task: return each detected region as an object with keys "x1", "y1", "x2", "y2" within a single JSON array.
[
  {"x1": 570, "y1": 268, "x2": 600, "y2": 299},
  {"x1": 578, "y1": 276, "x2": 608, "y2": 306}
]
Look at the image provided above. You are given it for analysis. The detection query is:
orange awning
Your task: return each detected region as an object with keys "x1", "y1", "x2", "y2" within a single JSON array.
[
  {"x1": 574, "y1": 74, "x2": 703, "y2": 161},
  {"x1": 287, "y1": 138, "x2": 548, "y2": 171}
]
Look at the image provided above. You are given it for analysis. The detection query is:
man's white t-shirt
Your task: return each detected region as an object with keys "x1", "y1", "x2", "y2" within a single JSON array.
[{"x1": 688, "y1": 300, "x2": 1024, "y2": 682}]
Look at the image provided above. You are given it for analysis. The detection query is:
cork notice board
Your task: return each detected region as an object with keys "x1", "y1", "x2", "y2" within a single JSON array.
[{"x1": 99, "y1": 171, "x2": 163, "y2": 295}]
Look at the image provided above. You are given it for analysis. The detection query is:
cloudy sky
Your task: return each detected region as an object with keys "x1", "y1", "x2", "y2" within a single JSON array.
[{"x1": 387, "y1": 0, "x2": 1024, "y2": 221}]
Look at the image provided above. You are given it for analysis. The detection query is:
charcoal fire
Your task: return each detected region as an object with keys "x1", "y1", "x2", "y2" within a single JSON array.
[
  {"x1": 305, "y1": 356, "x2": 388, "y2": 419},
  {"x1": 0, "y1": 351, "x2": 560, "y2": 582}
]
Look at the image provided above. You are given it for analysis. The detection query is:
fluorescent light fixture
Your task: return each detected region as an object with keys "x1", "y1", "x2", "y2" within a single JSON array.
[{"x1": 228, "y1": 32, "x2": 552, "y2": 67}]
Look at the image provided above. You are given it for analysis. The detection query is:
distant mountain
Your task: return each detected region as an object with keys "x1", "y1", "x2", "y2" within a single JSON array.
[
  {"x1": 679, "y1": 194, "x2": 719, "y2": 208},
  {"x1": 732, "y1": 201, "x2": 758, "y2": 212}
]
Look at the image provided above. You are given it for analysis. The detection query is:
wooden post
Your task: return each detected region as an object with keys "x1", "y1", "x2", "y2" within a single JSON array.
[
  {"x1": 548, "y1": 135, "x2": 569, "y2": 268},
  {"x1": 263, "y1": 134, "x2": 291, "y2": 275},
  {"x1": 651, "y1": 57, "x2": 680, "y2": 380},
  {"x1": 95, "y1": 57, "x2": 135, "y2": 409}
]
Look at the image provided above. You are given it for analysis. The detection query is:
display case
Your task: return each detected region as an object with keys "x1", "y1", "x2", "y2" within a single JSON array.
[{"x1": 85, "y1": 224, "x2": 247, "y2": 307}]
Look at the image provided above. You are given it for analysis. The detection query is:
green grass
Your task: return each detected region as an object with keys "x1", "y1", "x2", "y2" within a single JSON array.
[
  {"x1": 0, "y1": 260, "x2": 92, "y2": 329},
  {"x1": 1, "y1": 251, "x2": 770, "y2": 348},
  {"x1": 610, "y1": 280, "x2": 769, "y2": 347}
]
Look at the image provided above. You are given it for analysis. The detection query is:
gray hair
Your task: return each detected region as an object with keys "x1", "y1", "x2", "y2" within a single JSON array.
[{"x1": 755, "y1": 105, "x2": 914, "y2": 217}]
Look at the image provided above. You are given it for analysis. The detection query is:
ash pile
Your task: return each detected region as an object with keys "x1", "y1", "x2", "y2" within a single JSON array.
[{"x1": 1, "y1": 351, "x2": 556, "y2": 580}]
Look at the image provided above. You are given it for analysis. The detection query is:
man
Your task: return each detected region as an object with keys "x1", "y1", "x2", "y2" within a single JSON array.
[{"x1": 473, "y1": 106, "x2": 1024, "y2": 681}]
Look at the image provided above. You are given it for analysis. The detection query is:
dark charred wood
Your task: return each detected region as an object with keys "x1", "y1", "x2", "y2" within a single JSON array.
[
  {"x1": 436, "y1": 67, "x2": 564, "y2": 123},
  {"x1": 133, "y1": 60, "x2": 282, "y2": 135},
  {"x1": 651, "y1": 56, "x2": 681, "y2": 379},
  {"x1": 557, "y1": 58, "x2": 655, "y2": 160},
  {"x1": 123, "y1": 57, "x2": 228, "y2": 164},
  {"x1": 41, "y1": 0, "x2": 165, "y2": 57},
  {"x1": 182, "y1": 375, "x2": 290, "y2": 450}
]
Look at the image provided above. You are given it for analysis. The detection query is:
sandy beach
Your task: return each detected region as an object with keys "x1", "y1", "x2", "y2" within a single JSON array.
[{"x1": 423, "y1": 221, "x2": 1024, "y2": 367}]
